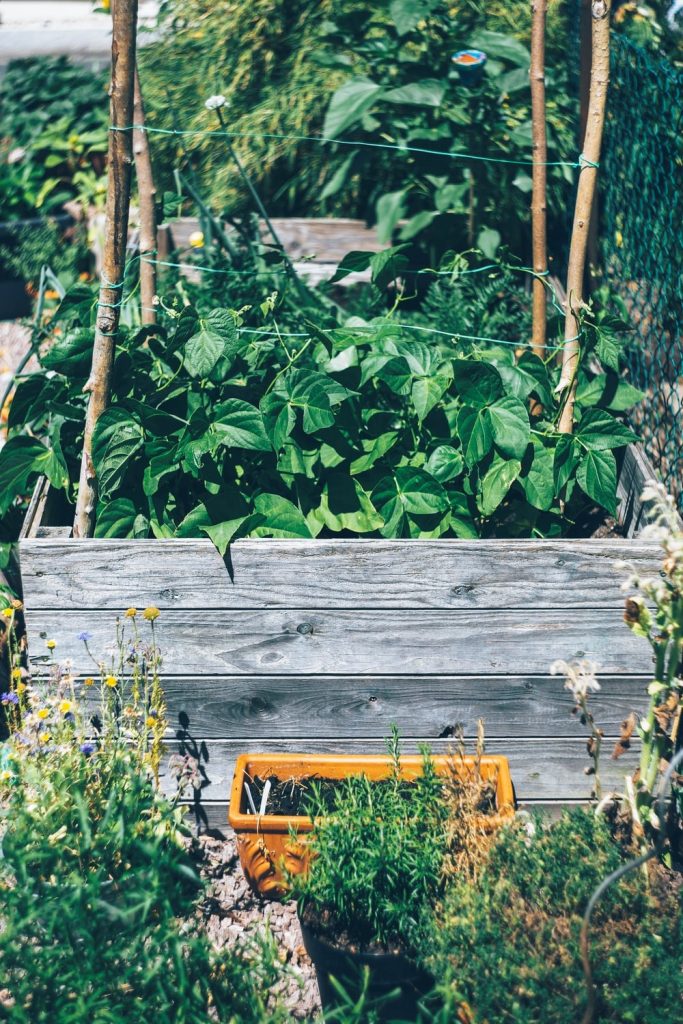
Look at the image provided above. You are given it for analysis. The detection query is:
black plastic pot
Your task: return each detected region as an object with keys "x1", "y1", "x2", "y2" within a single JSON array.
[
  {"x1": 0, "y1": 277, "x2": 31, "y2": 319},
  {"x1": 299, "y1": 917, "x2": 433, "y2": 1021}
]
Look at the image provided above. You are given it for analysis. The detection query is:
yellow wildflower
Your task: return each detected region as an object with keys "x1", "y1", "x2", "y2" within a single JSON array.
[
  {"x1": 105, "y1": 676, "x2": 118, "y2": 688},
  {"x1": 143, "y1": 607, "x2": 160, "y2": 622},
  {"x1": 0, "y1": 770, "x2": 12, "y2": 783},
  {"x1": 1, "y1": 608, "x2": 13, "y2": 619},
  {"x1": 189, "y1": 230, "x2": 204, "y2": 249},
  {"x1": 46, "y1": 639, "x2": 56, "y2": 650},
  {"x1": 39, "y1": 732, "x2": 50, "y2": 743},
  {"x1": 11, "y1": 667, "x2": 21, "y2": 681},
  {"x1": 58, "y1": 700, "x2": 72, "y2": 715},
  {"x1": 84, "y1": 677, "x2": 94, "y2": 687},
  {"x1": 125, "y1": 607, "x2": 137, "y2": 618},
  {"x1": 146, "y1": 716, "x2": 157, "y2": 729},
  {"x1": 16, "y1": 683, "x2": 26, "y2": 695},
  {"x1": 37, "y1": 708, "x2": 50, "y2": 720}
]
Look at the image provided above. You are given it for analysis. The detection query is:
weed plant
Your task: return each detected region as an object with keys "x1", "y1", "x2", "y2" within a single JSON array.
[{"x1": 0, "y1": 611, "x2": 287, "y2": 1024}]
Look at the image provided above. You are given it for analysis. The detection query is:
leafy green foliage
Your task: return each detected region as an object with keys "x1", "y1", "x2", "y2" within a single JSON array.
[
  {"x1": 291, "y1": 733, "x2": 449, "y2": 952},
  {"x1": 0, "y1": 261, "x2": 640, "y2": 544},
  {"x1": 0, "y1": 624, "x2": 288, "y2": 1024},
  {"x1": 0, "y1": 57, "x2": 108, "y2": 220},
  {"x1": 315, "y1": 1, "x2": 578, "y2": 261},
  {"x1": 426, "y1": 811, "x2": 682, "y2": 1024}
]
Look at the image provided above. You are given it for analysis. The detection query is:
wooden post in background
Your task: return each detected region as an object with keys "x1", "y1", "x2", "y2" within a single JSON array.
[
  {"x1": 558, "y1": 0, "x2": 611, "y2": 435},
  {"x1": 74, "y1": 0, "x2": 138, "y2": 537},
  {"x1": 579, "y1": 0, "x2": 600, "y2": 287},
  {"x1": 133, "y1": 66, "x2": 157, "y2": 325},
  {"x1": 530, "y1": 0, "x2": 548, "y2": 358}
]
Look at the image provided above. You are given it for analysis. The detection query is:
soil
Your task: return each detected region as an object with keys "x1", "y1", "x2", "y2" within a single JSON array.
[
  {"x1": 300, "y1": 899, "x2": 409, "y2": 958},
  {"x1": 246, "y1": 772, "x2": 497, "y2": 817}
]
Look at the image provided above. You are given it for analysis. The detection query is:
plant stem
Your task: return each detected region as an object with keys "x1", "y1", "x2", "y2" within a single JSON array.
[
  {"x1": 530, "y1": 0, "x2": 548, "y2": 358},
  {"x1": 558, "y1": 0, "x2": 611, "y2": 434},
  {"x1": 74, "y1": 0, "x2": 138, "y2": 537}
]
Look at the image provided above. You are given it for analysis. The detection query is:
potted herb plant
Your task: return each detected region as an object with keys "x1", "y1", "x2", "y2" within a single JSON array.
[
  {"x1": 284, "y1": 732, "x2": 510, "y2": 1019},
  {"x1": 227, "y1": 740, "x2": 514, "y2": 898}
]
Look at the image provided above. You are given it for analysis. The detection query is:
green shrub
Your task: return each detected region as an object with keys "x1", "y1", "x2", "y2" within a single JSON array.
[{"x1": 427, "y1": 811, "x2": 683, "y2": 1024}]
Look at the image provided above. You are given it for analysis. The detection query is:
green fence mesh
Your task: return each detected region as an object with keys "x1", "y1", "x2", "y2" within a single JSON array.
[{"x1": 600, "y1": 34, "x2": 683, "y2": 504}]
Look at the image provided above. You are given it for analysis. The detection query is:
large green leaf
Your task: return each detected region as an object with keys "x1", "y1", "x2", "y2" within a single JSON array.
[
  {"x1": 260, "y1": 389, "x2": 297, "y2": 451},
  {"x1": 383, "y1": 80, "x2": 445, "y2": 107},
  {"x1": 350, "y1": 432, "x2": 399, "y2": 475},
  {"x1": 426, "y1": 445, "x2": 464, "y2": 482},
  {"x1": 42, "y1": 327, "x2": 93, "y2": 377},
  {"x1": 0, "y1": 436, "x2": 68, "y2": 514},
  {"x1": 553, "y1": 434, "x2": 579, "y2": 493},
  {"x1": 389, "y1": 0, "x2": 439, "y2": 35},
  {"x1": 576, "y1": 408, "x2": 638, "y2": 450},
  {"x1": 487, "y1": 395, "x2": 531, "y2": 459},
  {"x1": 376, "y1": 189, "x2": 407, "y2": 244},
  {"x1": 577, "y1": 449, "x2": 618, "y2": 515},
  {"x1": 94, "y1": 498, "x2": 147, "y2": 538},
  {"x1": 91, "y1": 407, "x2": 144, "y2": 500},
  {"x1": 457, "y1": 405, "x2": 493, "y2": 468},
  {"x1": 372, "y1": 467, "x2": 448, "y2": 535},
  {"x1": 369, "y1": 245, "x2": 411, "y2": 289},
  {"x1": 520, "y1": 437, "x2": 554, "y2": 511},
  {"x1": 452, "y1": 361, "x2": 503, "y2": 408},
  {"x1": 213, "y1": 399, "x2": 271, "y2": 451},
  {"x1": 324, "y1": 78, "x2": 382, "y2": 137},
  {"x1": 202, "y1": 513, "x2": 265, "y2": 556},
  {"x1": 253, "y1": 493, "x2": 312, "y2": 538},
  {"x1": 184, "y1": 327, "x2": 224, "y2": 379},
  {"x1": 309, "y1": 474, "x2": 383, "y2": 534},
  {"x1": 479, "y1": 457, "x2": 522, "y2": 516},
  {"x1": 412, "y1": 374, "x2": 451, "y2": 422}
]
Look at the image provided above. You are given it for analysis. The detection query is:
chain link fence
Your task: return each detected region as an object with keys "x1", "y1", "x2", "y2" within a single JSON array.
[{"x1": 600, "y1": 34, "x2": 683, "y2": 504}]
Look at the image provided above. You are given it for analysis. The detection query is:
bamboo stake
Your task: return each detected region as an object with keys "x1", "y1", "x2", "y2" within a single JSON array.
[
  {"x1": 530, "y1": 0, "x2": 548, "y2": 358},
  {"x1": 557, "y1": 0, "x2": 611, "y2": 434},
  {"x1": 74, "y1": 0, "x2": 138, "y2": 537},
  {"x1": 133, "y1": 65, "x2": 157, "y2": 325}
]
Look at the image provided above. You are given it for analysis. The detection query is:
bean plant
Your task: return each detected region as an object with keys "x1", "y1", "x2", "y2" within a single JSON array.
[{"x1": 0, "y1": 253, "x2": 641, "y2": 549}]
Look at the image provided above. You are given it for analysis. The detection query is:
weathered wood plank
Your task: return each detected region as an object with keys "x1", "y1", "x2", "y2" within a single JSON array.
[
  {"x1": 25, "y1": 608, "x2": 653, "y2": 676},
  {"x1": 18, "y1": 538, "x2": 658, "y2": 610},
  {"x1": 159, "y1": 737, "x2": 639, "y2": 805},
  {"x1": 110, "y1": 673, "x2": 647, "y2": 739},
  {"x1": 616, "y1": 444, "x2": 662, "y2": 537}
]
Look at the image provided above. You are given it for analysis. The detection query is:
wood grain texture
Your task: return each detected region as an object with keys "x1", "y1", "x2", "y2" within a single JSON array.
[
  {"x1": 160, "y1": 737, "x2": 639, "y2": 805},
  {"x1": 18, "y1": 537, "x2": 659, "y2": 611},
  {"x1": 24, "y1": 608, "x2": 653, "y2": 677},
  {"x1": 73, "y1": 673, "x2": 648, "y2": 739}
]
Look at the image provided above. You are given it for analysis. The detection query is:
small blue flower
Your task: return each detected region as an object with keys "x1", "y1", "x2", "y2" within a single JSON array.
[
  {"x1": 80, "y1": 742, "x2": 96, "y2": 756},
  {"x1": 1, "y1": 692, "x2": 19, "y2": 705},
  {"x1": 77, "y1": 631, "x2": 93, "y2": 643}
]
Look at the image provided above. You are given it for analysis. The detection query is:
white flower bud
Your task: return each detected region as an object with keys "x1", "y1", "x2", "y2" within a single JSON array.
[{"x1": 204, "y1": 94, "x2": 227, "y2": 111}]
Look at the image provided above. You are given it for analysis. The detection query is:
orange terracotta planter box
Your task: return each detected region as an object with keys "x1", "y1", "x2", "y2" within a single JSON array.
[{"x1": 228, "y1": 752, "x2": 515, "y2": 899}]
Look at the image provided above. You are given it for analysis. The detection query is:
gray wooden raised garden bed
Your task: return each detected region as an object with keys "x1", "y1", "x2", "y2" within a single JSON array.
[{"x1": 18, "y1": 445, "x2": 661, "y2": 831}]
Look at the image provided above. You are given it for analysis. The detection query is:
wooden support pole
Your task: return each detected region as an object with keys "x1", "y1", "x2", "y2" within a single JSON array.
[
  {"x1": 133, "y1": 66, "x2": 157, "y2": 326},
  {"x1": 74, "y1": 0, "x2": 138, "y2": 537},
  {"x1": 557, "y1": 0, "x2": 611, "y2": 435},
  {"x1": 530, "y1": 0, "x2": 548, "y2": 358}
]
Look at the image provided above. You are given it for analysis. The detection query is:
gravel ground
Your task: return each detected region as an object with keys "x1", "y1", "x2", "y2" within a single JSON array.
[{"x1": 197, "y1": 835, "x2": 321, "y2": 1019}]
